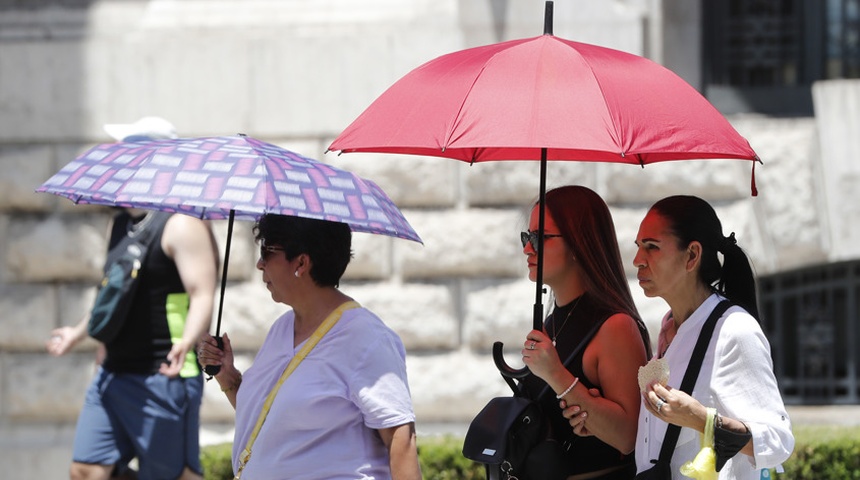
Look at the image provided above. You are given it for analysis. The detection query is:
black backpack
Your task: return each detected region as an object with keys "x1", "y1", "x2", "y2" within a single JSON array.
[{"x1": 87, "y1": 211, "x2": 171, "y2": 343}]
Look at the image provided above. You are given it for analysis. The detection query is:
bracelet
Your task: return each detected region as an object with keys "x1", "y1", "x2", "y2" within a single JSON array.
[
  {"x1": 715, "y1": 411, "x2": 723, "y2": 430},
  {"x1": 556, "y1": 376, "x2": 580, "y2": 399}
]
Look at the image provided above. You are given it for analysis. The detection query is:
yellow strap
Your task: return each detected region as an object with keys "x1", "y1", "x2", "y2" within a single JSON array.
[{"x1": 234, "y1": 300, "x2": 360, "y2": 479}]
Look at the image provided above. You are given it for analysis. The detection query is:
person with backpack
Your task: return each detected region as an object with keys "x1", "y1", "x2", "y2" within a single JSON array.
[{"x1": 46, "y1": 118, "x2": 220, "y2": 480}]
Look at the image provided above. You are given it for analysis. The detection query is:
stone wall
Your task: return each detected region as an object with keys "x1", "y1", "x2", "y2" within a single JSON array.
[{"x1": 0, "y1": 1, "x2": 856, "y2": 477}]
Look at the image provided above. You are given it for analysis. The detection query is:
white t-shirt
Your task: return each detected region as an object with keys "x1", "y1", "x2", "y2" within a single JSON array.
[
  {"x1": 232, "y1": 306, "x2": 415, "y2": 479},
  {"x1": 635, "y1": 294, "x2": 794, "y2": 480}
]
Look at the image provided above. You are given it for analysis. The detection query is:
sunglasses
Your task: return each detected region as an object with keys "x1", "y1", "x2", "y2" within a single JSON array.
[
  {"x1": 520, "y1": 231, "x2": 563, "y2": 252},
  {"x1": 259, "y1": 244, "x2": 285, "y2": 261}
]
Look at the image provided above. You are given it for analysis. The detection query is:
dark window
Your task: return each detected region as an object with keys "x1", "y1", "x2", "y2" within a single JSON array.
[
  {"x1": 826, "y1": 0, "x2": 860, "y2": 78},
  {"x1": 704, "y1": 0, "x2": 860, "y2": 115}
]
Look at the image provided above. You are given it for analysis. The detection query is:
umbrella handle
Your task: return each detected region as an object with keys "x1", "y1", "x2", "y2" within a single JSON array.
[
  {"x1": 493, "y1": 341, "x2": 530, "y2": 379},
  {"x1": 203, "y1": 335, "x2": 224, "y2": 377}
]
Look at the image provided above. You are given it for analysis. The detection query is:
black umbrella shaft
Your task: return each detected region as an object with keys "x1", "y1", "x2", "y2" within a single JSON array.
[
  {"x1": 214, "y1": 209, "x2": 234, "y2": 336},
  {"x1": 544, "y1": 1, "x2": 554, "y2": 35},
  {"x1": 534, "y1": 148, "x2": 548, "y2": 331},
  {"x1": 203, "y1": 209, "x2": 234, "y2": 378}
]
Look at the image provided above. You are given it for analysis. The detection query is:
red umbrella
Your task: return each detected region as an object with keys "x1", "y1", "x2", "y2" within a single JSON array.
[{"x1": 328, "y1": 1, "x2": 759, "y2": 377}]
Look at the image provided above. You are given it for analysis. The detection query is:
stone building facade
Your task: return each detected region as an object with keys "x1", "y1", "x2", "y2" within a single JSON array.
[{"x1": 1, "y1": 1, "x2": 858, "y2": 477}]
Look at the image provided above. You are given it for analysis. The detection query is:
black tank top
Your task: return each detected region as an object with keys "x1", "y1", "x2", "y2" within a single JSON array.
[
  {"x1": 520, "y1": 293, "x2": 634, "y2": 476},
  {"x1": 103, "y1": 212, "x2": 191, "y2": 374}
]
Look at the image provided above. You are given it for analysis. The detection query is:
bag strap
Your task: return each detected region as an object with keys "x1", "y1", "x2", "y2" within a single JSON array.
[
  {"x1": 234, "y1": 300, "x2": 360, "y2": 480},
  {"x1": 106, "y1": 211, "x2": 133, "y2": 251},
  {"x1": 105, "y1": 211, "x2": 171, "y2": 266},
  {"x1": 653, "y1": 300, "x2": 731, "y2": 467}
]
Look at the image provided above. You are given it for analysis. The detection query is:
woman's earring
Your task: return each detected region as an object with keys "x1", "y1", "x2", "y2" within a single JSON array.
[{"x1": 294, "y1": 270, "x2": 300, "y2": 278}]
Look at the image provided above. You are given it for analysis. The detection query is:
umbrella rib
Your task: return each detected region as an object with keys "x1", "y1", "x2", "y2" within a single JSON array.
[{"x1": 579, "y1": 60, "x2": 626, "y2": 158}]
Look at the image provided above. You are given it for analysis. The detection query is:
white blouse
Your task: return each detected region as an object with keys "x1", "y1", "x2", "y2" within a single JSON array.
[{"x1": 635, "y1": 294, "x2": 794, "y2": 479}]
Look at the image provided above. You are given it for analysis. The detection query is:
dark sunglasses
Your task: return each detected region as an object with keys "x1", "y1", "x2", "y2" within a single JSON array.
[
  {"x1": 520, "y1": 231, "x2": 563, "y2": 252},
  {"x1": 260, "y1": 244, "x2": 285, "y2": 260}
]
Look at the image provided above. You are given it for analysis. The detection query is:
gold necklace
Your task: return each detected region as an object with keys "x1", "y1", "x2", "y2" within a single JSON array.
[{"x1": 552, "y1": 295, "x2": 582, "y2": 347}]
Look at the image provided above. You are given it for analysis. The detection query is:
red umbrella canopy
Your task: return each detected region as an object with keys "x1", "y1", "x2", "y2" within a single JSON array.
[{"x1": 329, "y1": 34, "x2": 758, "y2": 166}]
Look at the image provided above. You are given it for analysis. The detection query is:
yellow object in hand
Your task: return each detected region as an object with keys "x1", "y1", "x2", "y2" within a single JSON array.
[{"x1": 680, "y1": 407, "x2": 718, "y2": 480}]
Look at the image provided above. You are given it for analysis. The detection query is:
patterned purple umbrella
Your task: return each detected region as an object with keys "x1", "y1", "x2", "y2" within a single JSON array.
[
  {"x1": 37, "y1": 135, "x2": 421, "y2": 364},
  {"x1": 37, "y1": 135, "x2": 421, "y2": 243}
]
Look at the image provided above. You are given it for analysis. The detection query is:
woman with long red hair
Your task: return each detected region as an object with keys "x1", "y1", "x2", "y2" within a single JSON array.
[{"x1": 520, "y1": 185, "x2": 650, "y2": 479}]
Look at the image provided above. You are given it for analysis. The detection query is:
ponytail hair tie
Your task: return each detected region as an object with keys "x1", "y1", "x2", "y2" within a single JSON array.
[{"x1": 719, "y1": 232, "x2": 737, "y2": 253}]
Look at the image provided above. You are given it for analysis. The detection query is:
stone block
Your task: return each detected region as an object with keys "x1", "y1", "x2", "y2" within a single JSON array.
[
  {"x1": 215, "y1": 281, "x2": 289, "y2": 351},
  {"x1": 400, "y1": 209, "x2": 524, "y2": 279},
  {"x1": 3, "y1": 352, "x2": 95, "y2": 421},
  {"x1": 461, "y1": 0, "x2": 646, "y2": 53},
  {"x1": 326, "y1": 152, "x2": 459, "y2": 208},
  {"x1": 465, "y1": 160, "x2": 597, "y2": 207},
  {"x1": 730, "y1": 116, "x2": 827, "y2": 271},
  {"x1": 211, "y1": 219, "x2": 256, "y2": 282},
  {"x1": 603, "y1": 159, "x2": 751, "y2": 204},
  {"x1": 0, "y1": 42, "x2": 88, "y2": 142},
  {"x1": 0, "y1": 214, "x2": 8, "y2": 276},
  {"x1": 214, "y1": 279, "x2": 459, "y2": 354},
  {"x1": 343, "y1": 233, "x2": 392, "y2": 280},
  {"x1": 84, "y1": 34, "x2": 250, "y2": 141},
  {"x1": 715, "y1": 200, "x2": 774, "y2": 274},
  {"x1": 463, "y1": 278, "x2": 536, "y2": 350},
  {"x1": 4, "y1": 214, "x2": 107, "y2": 283},
  {"x1": 813, "y1": 80, "x2": 860, "y2": 262},
  {"x1": 0, "y1": 423, "x2": 76, "y2": 479},
  {"x1": 0, "y1": 283, "x2": 58, "y2": 351},
  {"x1": 0, "y1": 145, "x2": 55, "y2": 212},
  {"x1": 56, "y1": 284, "x2": 101, "y2": 351},
  {"x1": 406, "y1": 350, "x2": 514, "y2": 423},
  {"x1": 343, "y1": 281, "x2": 459, "y2": 351}
]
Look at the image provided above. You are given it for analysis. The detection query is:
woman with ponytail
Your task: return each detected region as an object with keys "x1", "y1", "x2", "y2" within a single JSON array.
[{"x1": 628, "y1": 195, "x2": 794, "y2": 479}]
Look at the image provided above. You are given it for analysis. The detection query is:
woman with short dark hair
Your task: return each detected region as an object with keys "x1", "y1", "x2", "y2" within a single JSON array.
[{"x1": 198, "y1": 214, "x2": 421, "y2": 480}]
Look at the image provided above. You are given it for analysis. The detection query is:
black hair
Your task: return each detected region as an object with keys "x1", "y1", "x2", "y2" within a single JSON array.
[
  {"x1": 253, "y1": 214, "x2": 352, "y2": 287},
  {"x1": 649, "y1": 195, "x2": 760, "y2": 320}
]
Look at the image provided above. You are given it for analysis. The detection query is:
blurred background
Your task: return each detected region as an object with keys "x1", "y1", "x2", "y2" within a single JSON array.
[{"x1": 1, "y1": 0, "x2": 859, "y2": 477}]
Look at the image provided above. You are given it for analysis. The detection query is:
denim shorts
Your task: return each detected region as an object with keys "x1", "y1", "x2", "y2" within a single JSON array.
[{"x1": 72, "y1": 367, "x2": 203, "y2": 480}]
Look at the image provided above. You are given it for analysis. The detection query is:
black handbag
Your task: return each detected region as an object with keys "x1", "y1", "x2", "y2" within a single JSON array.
[
  {"x1": 463, "y1": 318, "x2": 606, "y2": 480},
  {"x1": 462, "y1": 395, "x2": 551, "y2": 480},
  {"x1": 87, "y1": 211, "x2": 171, "y2": 343},
  {"x1": 634, "y1": 300, "x2": 731, "y2": 480}
]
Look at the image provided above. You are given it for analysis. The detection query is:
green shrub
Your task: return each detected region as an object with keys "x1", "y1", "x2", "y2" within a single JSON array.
[
  {"x1": 200, "y1": 436, "x2": 486, "y2": 480},
  {"x1": 201, "y1": 442, "x2": 233, "y2": 480},
  {"x1": 773, "y1": 425, "x2": 860, "y2": 479},
  {"x1": 418, "y1": 435, "x2": 485, "y2": 480},
  {"x1": 201, "y1": 426, "x2": 860, "y2": 479}
]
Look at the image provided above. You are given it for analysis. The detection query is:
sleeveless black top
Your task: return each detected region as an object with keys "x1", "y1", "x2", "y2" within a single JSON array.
[
  {"x1": 102, "y1": 212, "x2": 192, "y2": 374},
  {"x1": 520, "y1": 293, "x2": 635, "y2": 476}
]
